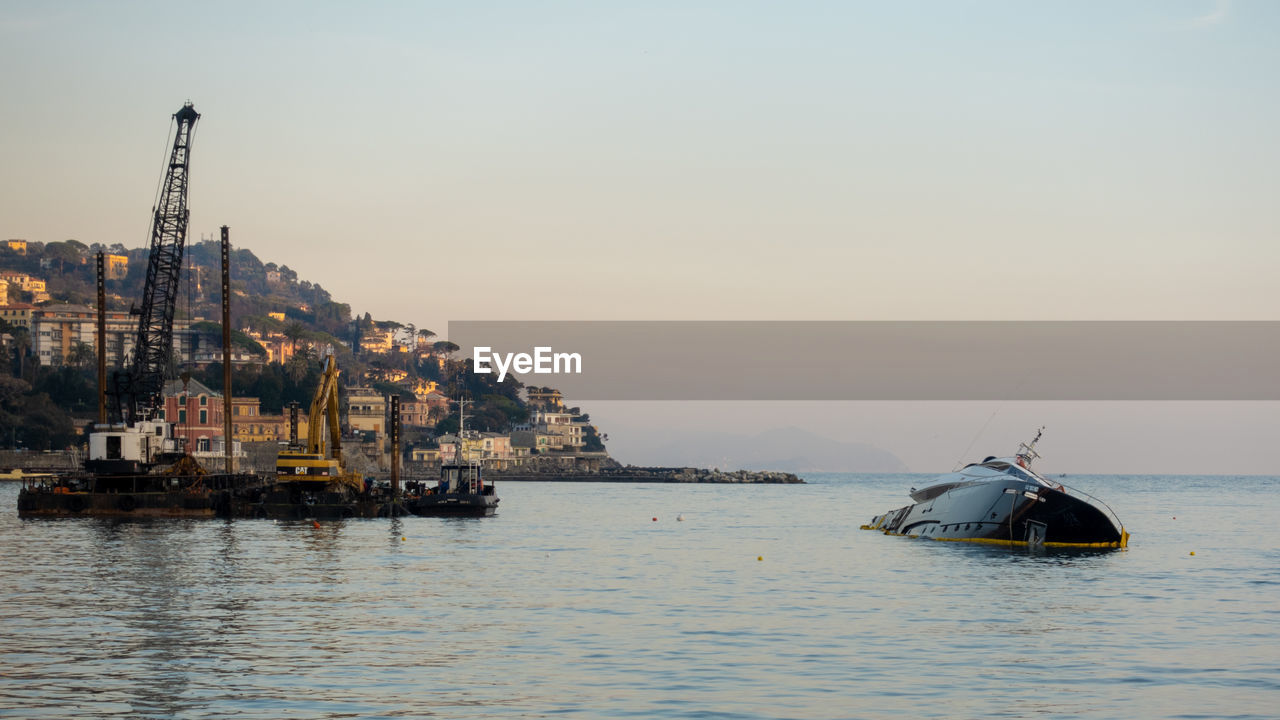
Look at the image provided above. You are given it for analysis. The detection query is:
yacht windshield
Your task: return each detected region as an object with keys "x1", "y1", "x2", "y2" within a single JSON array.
[{"x1": 980, "y1": 461, "x2": 1038, "y2": 484}]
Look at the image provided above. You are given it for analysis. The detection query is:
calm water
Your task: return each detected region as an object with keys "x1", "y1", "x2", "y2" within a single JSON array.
[{"x1": 1, "y1": 474, "x2": 1277, "y2": 719}]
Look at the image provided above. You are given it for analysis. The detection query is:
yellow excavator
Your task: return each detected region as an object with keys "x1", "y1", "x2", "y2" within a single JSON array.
[{"x1": 275, "y1": 354, "x2": 364, "y2": 493}]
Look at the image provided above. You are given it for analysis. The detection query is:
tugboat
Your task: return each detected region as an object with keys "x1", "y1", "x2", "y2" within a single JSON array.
[
  {"x1": 861, "y1": 428, "x2": 1129, "y2": 548},
  {"x1": 404, "y1": 401, "x2": 499, "y2": 517},
  {"x1": 404, "y1": 457, "x2": 499, "y2": 517}
]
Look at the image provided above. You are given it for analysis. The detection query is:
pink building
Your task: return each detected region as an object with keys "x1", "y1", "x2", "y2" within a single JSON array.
[{"x1": 160, "y1": 378, "x2": 227, "y2": 453}]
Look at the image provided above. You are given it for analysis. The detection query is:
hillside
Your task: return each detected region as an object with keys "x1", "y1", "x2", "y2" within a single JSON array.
[{"x1": 0, "y1": 237, "x2": 605, "y2": 456}]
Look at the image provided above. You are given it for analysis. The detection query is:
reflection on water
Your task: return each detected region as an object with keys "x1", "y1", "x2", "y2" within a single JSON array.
[{"x1": 1, "y1": 476, "x2": 1277, "y2": 719}]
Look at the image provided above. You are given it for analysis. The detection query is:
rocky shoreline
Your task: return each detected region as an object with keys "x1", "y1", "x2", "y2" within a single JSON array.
[{"x1": 483, "y1": 467, "x2": 804, "y2": 484}]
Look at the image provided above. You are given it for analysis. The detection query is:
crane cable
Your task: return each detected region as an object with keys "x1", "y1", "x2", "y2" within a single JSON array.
[{"x1": 145, "y1": 115, "x2": 177, "y2": 249}]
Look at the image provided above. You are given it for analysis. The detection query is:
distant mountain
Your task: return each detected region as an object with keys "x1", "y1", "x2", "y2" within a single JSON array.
[{"x1": 616, "y1": 426, "x2": 907, "y2": 473}]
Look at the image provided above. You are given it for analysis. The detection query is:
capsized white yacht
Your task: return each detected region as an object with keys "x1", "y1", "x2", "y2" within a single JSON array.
[{"x1": 862, "y1": 429, "x2": 1128, "y2": 548}]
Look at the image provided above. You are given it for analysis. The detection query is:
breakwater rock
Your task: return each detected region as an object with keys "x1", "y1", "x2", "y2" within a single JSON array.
[{"x1": 487, "y1": 467, "x2": 804, "y2": 484}]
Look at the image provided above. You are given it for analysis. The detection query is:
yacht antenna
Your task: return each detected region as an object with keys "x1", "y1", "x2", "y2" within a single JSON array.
[{"x1": 1016, "y1": 426, "x2": 1046, "y2": 468}]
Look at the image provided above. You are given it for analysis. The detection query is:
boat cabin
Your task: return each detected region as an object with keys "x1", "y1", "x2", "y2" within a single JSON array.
[
  {"x1": 438, "y1": 462, "x2": 484, "y2": 495},
  {"x1": 87, "y1": 420, "x2": 181, "y2": 474}
]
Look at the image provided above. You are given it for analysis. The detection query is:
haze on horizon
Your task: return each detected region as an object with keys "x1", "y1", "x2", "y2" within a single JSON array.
[{"x1": 2, "y1": 1, "x2": 1277, "y2": 473}]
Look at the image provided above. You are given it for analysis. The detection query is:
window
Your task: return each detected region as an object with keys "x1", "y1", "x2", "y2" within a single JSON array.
[
  {"x1": 178, "y1": 409, "x2": 187, "y2": 424},
  {"x1": 198, "y1": 438, "x2": 210, "y2": 452},
  {"x1": 199, "y1": 409, "x2": 207, "y2": 424},
  {"x1": 199, "y1": 395, "x2": 207, "y2": 406}
]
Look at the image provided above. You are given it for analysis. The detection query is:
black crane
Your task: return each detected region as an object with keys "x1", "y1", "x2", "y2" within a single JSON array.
[{"x1": 112, "y1": 102, "x2": 200, "y2": 424}]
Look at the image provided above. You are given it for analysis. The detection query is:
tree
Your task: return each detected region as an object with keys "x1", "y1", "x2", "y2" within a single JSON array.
[
  {"x1": 314, "y1": 301, "x2": 350, "y2": 335},
  {"x1": 20, "y1": 394, "x2": 78, "y2": 450},
  {"x1": 33, "y1": 364, "x2": 95, "y2": 413},
  {"x1": 583, "y1": 424, "x2": 606, "y2": 452},
  {"x1": 0, "y1": 376, "x2": 77, "y2": 450},
  {"x1": 285, "y1": 353, "x2": 310, "y2": 383},
  {"x1": 44, "y1": 241, "x2": 82, "y2": 275},
  {"x1": 67, "y1": 341, "x2": 96, "y2": 370},
  {"x1": 0, "y1": 376, "x2": 30, "y2": 449}
]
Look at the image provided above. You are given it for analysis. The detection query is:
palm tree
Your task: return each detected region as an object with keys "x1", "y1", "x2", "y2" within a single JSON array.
[
  {"x1": 11, "y1": 327, "x2": 31, "y2": 380},
  {"x1": 284, "y1": 321, "x2": 306, "y2": 354}
]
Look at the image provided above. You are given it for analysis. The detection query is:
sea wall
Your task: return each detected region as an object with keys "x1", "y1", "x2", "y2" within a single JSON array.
[{"x1": 0, "y1": 450, "x2": 79, "y2": 471}]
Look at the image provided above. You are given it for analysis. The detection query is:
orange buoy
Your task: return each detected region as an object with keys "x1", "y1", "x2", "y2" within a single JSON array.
[{"x1": 312, "y1": 520, "x2": 321, "y2": 529}]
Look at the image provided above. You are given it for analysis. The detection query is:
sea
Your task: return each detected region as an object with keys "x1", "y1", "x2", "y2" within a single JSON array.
[{"x1": 1, "y1": 474, "x2": 1277, "y2": 720}]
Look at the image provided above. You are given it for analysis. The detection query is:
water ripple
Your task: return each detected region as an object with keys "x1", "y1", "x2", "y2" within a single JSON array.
[{"x1": 2, "y1": 476, "x2": 1278, "y2": 719}]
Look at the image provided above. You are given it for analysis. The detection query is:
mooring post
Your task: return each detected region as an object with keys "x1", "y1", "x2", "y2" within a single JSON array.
[
  {"x1": 95, "y1": 252, "x2": 107, "y2": 425},
  {"x1": 221, "y1": 226, "x2": 234, "y2": 475},
  {"x1": 390, "y1": 394, "x2": 400, "y2": 497}
]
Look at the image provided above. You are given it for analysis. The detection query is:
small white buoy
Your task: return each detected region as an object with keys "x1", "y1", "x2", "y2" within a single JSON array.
[
  {"x1": 677, "y1": 514, "x2": 685, "y2": 522},
  {"x1": 545, "y1": 552, "x2": 550, "y2": 558}
]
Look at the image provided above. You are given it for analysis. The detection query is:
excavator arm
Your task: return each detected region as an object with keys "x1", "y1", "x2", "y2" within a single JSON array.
[
  {"x1": 327, "y1": 380, "x2": 342, "y2": 465},
  {"x1": 306, "y1": 355, "x2": 341, "y2": 456}
]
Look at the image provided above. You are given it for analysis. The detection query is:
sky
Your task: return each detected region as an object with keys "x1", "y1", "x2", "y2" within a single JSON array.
[{"x1": 2, "y1": 1, "x2": 1278, "y2": 473}]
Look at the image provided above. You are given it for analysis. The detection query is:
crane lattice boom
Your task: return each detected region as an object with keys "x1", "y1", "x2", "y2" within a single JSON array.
[{"x1": 117, "y1": 102, "x2": 199, "y2": 423}]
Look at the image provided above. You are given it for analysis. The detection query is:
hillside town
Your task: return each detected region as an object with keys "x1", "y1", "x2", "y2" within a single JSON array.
[{"x1": 0, "y1": 237, "x2": 610, "y2": 476}]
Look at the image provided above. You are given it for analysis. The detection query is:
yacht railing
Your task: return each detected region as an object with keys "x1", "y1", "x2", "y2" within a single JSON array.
[{"x1": 1050, "y1": 479, "x2": 1126, "y2": 534}]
